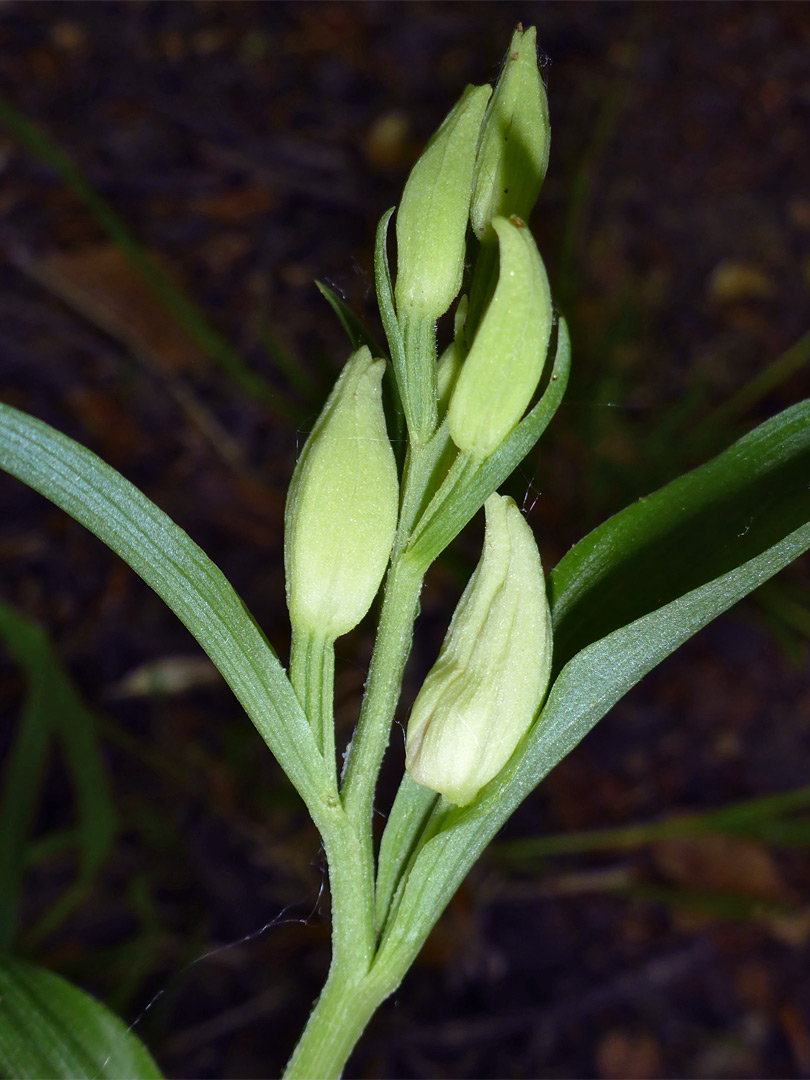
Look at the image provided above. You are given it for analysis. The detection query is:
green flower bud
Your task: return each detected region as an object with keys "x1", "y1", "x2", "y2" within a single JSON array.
[
  {"x1": 447, "y1": 215, "x2": 552, "y2": 459},
  {"x1": 394, "y1": 83, "x2": 491, "y2": 322},
  {"x1": 405, "y1": 494, "x2": 552, "y2": 806},
  {"x1": 470, "y1": 25, "x2": 550, "y2": 240},
  {"x1": 284, "y1": 347, "x2": 398, "y2": 641}
]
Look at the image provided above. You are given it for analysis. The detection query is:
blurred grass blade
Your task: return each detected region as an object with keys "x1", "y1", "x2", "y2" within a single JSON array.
[
  {"x1": 0, "y1": 93, "x2": 293, "y2": 418},
  {"x1": 0, "y1": 955, "x2": 161, "y2": 1079},
  {"x1": 315, "y1": 281, "x2": 384, "y2": 356},
  {"x1": 495, "y1": 782, "x2": 810, "y2": 860},
  {"x1": 0, "y1": 600, "x2": 117, "y2": 947},
  {"x1": 255, "y1": 317, "x2": 317, "y2": 419},
  {"x1": 377, "y1": 400, "x2": 810, "y2": 960},
  {"x1": 695, "y1": 327, "x2": 810, "y2": 439},
  {"x1": 0, "y1": 688, "x2": 50, "y2": 948},
  {"x1": 0, "y1": 403, "x2": 331, "y2": 821}
]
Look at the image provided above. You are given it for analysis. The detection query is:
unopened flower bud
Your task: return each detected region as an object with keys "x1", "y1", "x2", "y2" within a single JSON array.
[
  {"x1": 394, "y1": 84, "x2": 491, "y2": 322},
  {"x1": 447, "y1": 215, "x2": 552, "y2": 459},
  {"x1": 405, "y1": 494, "x2": 552, "y2": 806},
  {"x1": 470, "y1": 25, "x2": 550, "y2": 240},
  {"x1": 284, "y1": 347, "x2": 398, "y2": 640}
]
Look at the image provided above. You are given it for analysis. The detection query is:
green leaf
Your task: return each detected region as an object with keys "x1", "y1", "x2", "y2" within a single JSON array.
[
  {"x1": 0, "y1": 601, "x2": 117, "y2": 947},
  {"x1": 549, "y1": 398, "x2": 810, "y2": 671},
  {"x1": 375, "y1": 774, "x2": 437, "y2": 932},
  {"x1": 0, "y1": 404, "x2": 333, "y2": 826},
  {"x1": 375, "y1": 401, "x2": 810, "y2": 968},
  {"x1": 0, "y1": 955, "x2": 161, "y2": 1079},
  {"x1": 374, "y1": 209, "x2": 407, "y2": 398}
]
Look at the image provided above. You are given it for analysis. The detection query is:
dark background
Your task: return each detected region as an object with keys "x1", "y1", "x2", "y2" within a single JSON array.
[{"x1": 1, "y1": 3, "x2": 810, "y2": 1077}]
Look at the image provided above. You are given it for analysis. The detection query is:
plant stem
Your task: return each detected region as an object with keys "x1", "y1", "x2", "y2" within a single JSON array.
[
  {"x1": 340, "y1": 556, "x2": 422, "y2": 827},
  {"x1": 290, "y1": 629, "x2": 336, "y2": 788},
  {"x1": 282, "y1": 966, "x2": 391, "y2": 1080},
  {"x1": 285, "y1": 802, "x2": 379, "y2": 1079},
  {"x1": 401, "y1": 313, "x2": 437, "y2": 445}
]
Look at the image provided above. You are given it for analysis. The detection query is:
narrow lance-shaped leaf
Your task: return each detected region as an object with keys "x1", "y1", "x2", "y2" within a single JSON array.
[
  {"x1": 550, "y1": 397, "x2": 810, "y2": 671},
  {"x1": 0, "y1": 403, "x2": 333, "y2": 828}
]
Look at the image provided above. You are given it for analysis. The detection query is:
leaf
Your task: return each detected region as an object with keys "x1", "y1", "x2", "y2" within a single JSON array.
[
  {"x1": 0, "y1": 955, "x2": 161, "y2": 1079},
  {"x1": 0, "y1": 403, "x2": 332, "y2": 825},
  {"x1": 549, "y1": 398, "x2": 810, "y2": 672},
  {"x1": 0, "y1": 601, "x2": 117, "y2": 947},
  {"x1": 373, "y1": 208, "x2": 407, "y2": 400},
  {"x1": 375, "y1": 401, "x2": 810, "y2": 968},
  {"x1": 375, "y1": 774, "x2": 437, "y2": 932}
]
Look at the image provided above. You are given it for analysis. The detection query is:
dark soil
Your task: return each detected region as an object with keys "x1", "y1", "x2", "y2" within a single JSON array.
[{"x1": 1, "y1": 3, "x2": 810, "y2": 1078}]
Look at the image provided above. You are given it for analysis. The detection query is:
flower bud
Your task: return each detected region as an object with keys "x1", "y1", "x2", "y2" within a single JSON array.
[
  {"x1": 470, "y1": 25, "x2": 550, "y2": 240},
  {"x1": 405, "y1": 494, "x2": 552, "y2": 806},
  {"x1": 447, "y1": 215, "x2": 552, "y2": 459},
  {"x1": 284, "y1": 347, "x2": 398, "y2": 641},
  {"x1": 394, "y1": 84, "x2": 491, "y2": 322}
]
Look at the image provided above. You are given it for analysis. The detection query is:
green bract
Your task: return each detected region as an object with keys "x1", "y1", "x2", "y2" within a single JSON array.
[
  {"x1": 284, "y1": 347, "x2": 398, "y2": 641},
  {"x1": 470, "y1": 25, "x2": 550, "y2": 239},
  {"x1": 394, "y1": 83, "x2": 491, "y2": 322},
  {"x1": 448, "y1": 214, "x2": 553, "y2": 458},
  {"x1": 405, "y1": 494, "x2": 552, "y2": 806}
]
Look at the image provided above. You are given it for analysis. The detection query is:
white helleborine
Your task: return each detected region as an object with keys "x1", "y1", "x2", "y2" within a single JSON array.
[
  {"x1": 405, "y1": 494, "x2": 552, "y2": 806},
  {"x1": 284, "y1": 347, "x2": 399, "y2": 641}
]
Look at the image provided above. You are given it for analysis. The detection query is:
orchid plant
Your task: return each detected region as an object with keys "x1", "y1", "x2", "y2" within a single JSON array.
[{"x1": 1, "y1": 25, "x2": 809, "y2": 1080}]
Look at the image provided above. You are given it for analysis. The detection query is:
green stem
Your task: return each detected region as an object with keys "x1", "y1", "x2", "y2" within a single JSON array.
[
  {"x1": 287, "y1": 412, "x2": 458, "y2": 1077},
  {"x1": 401, "y1": 313, "x2": 438, "y2": 445},
  {"x1": 282, "y1": 966, "x2": 391, "y2": 1080},
  {"x1": 285, "y1": 806, "x2": 378, "y2": 1079},
  {"x1": 340, "y1": 555, "x2": 423, "y2": 827},
  {"x1": 290, "y1": 629, "x2": 337, "y2": 788},
  {"x1": 339, "y1": 440, "x2": 442, "y2": 825}
]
